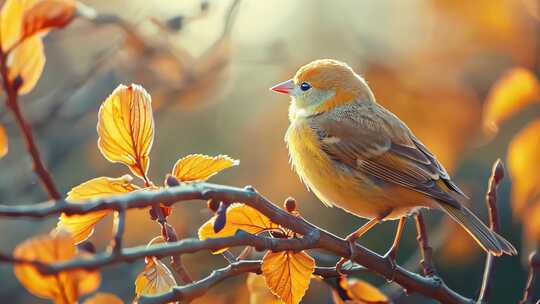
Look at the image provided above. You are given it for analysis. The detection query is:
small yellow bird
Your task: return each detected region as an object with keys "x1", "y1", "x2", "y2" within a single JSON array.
[{"x1": 270, "y1": 59, "x2": 516, "y2": 267}]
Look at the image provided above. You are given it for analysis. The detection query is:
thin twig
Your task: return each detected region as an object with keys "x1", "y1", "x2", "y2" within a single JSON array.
[
  {"x1": 478, "y1": 159, "x2": 504, "y2": 303},
  {"x1": 0, "y1": 182, "x2": 473, "y2": 304},
  {"x1": 520, "y1": 249, "x2": 540, "y2": 304},
  {"x1": 109, "y1": 208, "x2": 126, "y2": 255},
  {"x1": 0, "y1": 55, "x2": 61, "y2": 199},
  {"x1": 415, "y1": 210, "x2": 436, "y2": 276}
]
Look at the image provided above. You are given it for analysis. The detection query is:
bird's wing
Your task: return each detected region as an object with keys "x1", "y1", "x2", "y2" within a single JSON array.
[{"x1": 310, "y1": 110, "x2": 465, "y2": 209}]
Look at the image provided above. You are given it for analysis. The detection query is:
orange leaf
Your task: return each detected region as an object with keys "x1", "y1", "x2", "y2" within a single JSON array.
[
  {"x1": 14, "y1": 230, "x2": 100, "y2": 304},
  {"x1": 172, "y1": 154, "x2": 239, "y2": 182},
  {"x1": 97, "y1": 84, "x2": 155, "y2": 179},
  {"x1": 261, "y1": 250, "x2": 315, "y2": 304},
  {"x1": 508, "y1": 119, "x2": 540, "y2": 216},
  {"x1": 523, "y1": 201, "x2": 540, "y2": 243},
  {"x1": 58, "y1": 175, "x2": 138, "y2": 244},
  {"x1": 135, "y1": 257, "x2": 177, "y2": 297},
  {"x1": 22, "y1": 0, "x2": 76, "y2": 41},
  {"x1": 0, "y1": 124, "x2": 8, "y2": 158},
  {"x1": 483, "y1": 68, "x2": 540, "y2": 134},
  {"x1": 198, "y1": 203, "x2": 280, "y2": 254},
  {"x1": 332, "y1": 277, "x2": 389, "y2": 304},
  {"x1": 246, "y1": 273, "x2": 282, "y2": 304},
  {"x1": 83, "y1": 292, "x2": 124, "y2": 304},
  {"x1": 0, "y1": 0, "x2": 37, "y2": 51},
  {"x1": 6, "y1": 35, "x2": 45, "y2": 94}
]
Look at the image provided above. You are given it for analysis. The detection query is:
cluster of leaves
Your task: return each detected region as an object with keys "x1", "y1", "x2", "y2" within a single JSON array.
[
  {"x1": 0, "y1": 0, "x2": 77, "y2": 156},
  {"x1": 13, "y1": 83, "x2": 238, "y2": 303},
  {"x1": 482, "y1": 67, "x2": 540, "y2": 245}
]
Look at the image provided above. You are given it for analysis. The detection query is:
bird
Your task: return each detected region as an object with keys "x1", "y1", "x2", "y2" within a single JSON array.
[{"x1": 269, "y1": 59, "x2": 516, "y2": 270}]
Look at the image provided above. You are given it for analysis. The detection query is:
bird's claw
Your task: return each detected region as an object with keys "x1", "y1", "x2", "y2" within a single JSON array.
[{"x1": 336, "y1": 239, "x2": 357, "y2": 275}]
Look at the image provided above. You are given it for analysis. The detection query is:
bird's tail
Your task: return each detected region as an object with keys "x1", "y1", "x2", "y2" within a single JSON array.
[{"x1": 438, "y1": 203, "x2": 517, "y2": 256}]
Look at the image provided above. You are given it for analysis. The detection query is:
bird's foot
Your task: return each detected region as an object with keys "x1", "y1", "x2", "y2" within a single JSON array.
[
  {"x1": 336, "y1": 238, "x2": 357, "y2": 275},
  {"x1": 382, "y1": 248, "x2": 398, "y2": 282}
]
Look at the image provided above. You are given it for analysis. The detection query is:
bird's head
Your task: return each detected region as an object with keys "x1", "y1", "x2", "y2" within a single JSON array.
[{"x1": 270, "y1": 59, "x2": 375, "y2": 118}]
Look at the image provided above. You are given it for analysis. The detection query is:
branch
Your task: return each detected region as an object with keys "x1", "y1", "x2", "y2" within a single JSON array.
[
  {"x1": 415, "y1": 211, "x2": 436, "y2": 276},
  {"x1": 478, "y1": 159, "x2": 504, "y2": 303},
  {"x1": 0, "y1": 182, "x2": 473, "y2": 304},
  {"x1": 0, "y1": 56, "x2": 61, "y2": 199},
  {"x1": 520, "y1": 249, "x2": 540, "y2": 304}
]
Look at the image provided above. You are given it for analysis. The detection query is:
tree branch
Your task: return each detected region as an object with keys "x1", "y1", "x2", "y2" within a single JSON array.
[
  {"x1": 0, "y1": 182, "x2": 474, "y2": 304},
  {"x1": 0, "y1": 55, "x2": 61, "y2": 200},
  {"x1": 478, "y1": 159, "x2": 504, "y2": 303},
  {"x1": 520, "y1": 249, "x2": 540, "y2": 304},
  {"x1": 415, "y1": 211, "x2": 436, "y2": 277}
]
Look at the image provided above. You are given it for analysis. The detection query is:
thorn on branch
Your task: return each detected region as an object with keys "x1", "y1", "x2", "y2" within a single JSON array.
[{"x1": 213, "y1": 201, "x2": 230, "y2": 233}]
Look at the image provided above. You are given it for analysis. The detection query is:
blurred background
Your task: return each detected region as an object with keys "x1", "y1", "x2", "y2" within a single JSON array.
[{"x1": 1, "y1": 0, "x2": 539, "y2": 303}]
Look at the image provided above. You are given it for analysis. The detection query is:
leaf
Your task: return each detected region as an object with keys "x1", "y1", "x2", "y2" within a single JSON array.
[
  {"x1": 508, "y1": 119, "x2": 540, "y2": 216},
  {"x1": 58, "y1": 175, "x2": 138, "y2": 244},
  {"x1": 198, "y1": 203, "x2": 280, "y2": 254},
  {"x1": 0, "y1": 0, "x2": 37, "y2": 51},
  {"x1": 261, "y1": 250, "x2": 315, "y2": 304},
  {"x1": 21, "y1": 0, "x2": 76, "y2": 41},
  {"x1": 83, "y1": 292, "x2": 124, "y2": 304},
  {"x1": 14, "y1": 230, "x2": 100, "y2": 304},
  {"x1": 6, "y1": 35, "x2": 45, "y2": 94},
  {"x1": 483, "y1": 68, "x2": 540, "y2": 134},
  {"x1": 97, "y1": 84, "x2": 155, "y2": 179},
  {"x1": 172, "y1": 154, "x2": 239, "y2": 182},
  {"x1": 246, "y1": 273, "x2": 282, "y2": 304},
  {"x1": 332, "y1": 277, "x2": 390, "y2": 304},
  {"x1": 0, "y1": 124, "x2": 8, "y2": 158},
  {"x1": 135, "y1": 257, "x2": 177, "y2": 297}
]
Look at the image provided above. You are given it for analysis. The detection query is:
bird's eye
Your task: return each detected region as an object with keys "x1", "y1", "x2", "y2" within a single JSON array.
[{"x1": 300, "y1": 82, "x2": 311, "y2": 91}]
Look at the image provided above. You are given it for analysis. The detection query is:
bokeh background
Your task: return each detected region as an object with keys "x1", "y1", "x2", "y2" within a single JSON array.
[{"x1": 1, "y1": 0, "x2": 539, "y2": 303}]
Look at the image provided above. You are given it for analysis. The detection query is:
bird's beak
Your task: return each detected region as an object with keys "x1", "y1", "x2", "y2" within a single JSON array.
[{"x1": 270, "y1": 79, "x2": 294, "y2": 95}]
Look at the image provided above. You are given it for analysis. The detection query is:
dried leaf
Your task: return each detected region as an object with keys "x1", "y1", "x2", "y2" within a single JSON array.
[
  {"x1": 14, "y1": 230, "x2": 100, "y2": 304},
  {"x1": 83, "y1": 292, "x2": 124, "y2": 304},
  {"x1": 22, "y1": 0, "x2": 76, "y2": 40},
  {"x1": 135, "y1": 257, "x2": 177, "y2": 296},
  {"x1": 508, "y1": 119, "x2": 540, "y2": 216},
  {"x1": 97, "y1": 84, "x2": 155, "y2": 179},
  {"x1": 0, "y1": 0, "x2": 37, "y2": 51},
  {"x1": 198, "y1": 203, "x2": 280, "y2": 254},
  {"x1": 246, "y1": 273, "x2": 282, "y2": 304},
  {"x1": 332, "y1": 277, "x2": 390, "y2": 304},
  {"x1": 483, "y1": 68, "x2": 540, "y2": 134},
  {"x1": 261, "y1": 250, "x2": 315, "y2": 304},
  {"x1": 58, "y1": 175, "x2": 138, "y2": 244},
  {"x1": 6, "y1": 35, "x2": 45, "y2": 94},
  {"x1": 0, "y1": 124, "x2": 8, "y2": 158},
  {"x1": 172, "y1": 154, "x2": 239, "y2": 182}
]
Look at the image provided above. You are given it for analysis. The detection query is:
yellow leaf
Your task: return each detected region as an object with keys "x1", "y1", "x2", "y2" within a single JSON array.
[
  {"x1": 483, "y1": 68, "x2": 540, "y2": 134},
  {"x1": 97, "y1": 84, "x2": 154, "y2": 179},
  {"x1": 332, "y1": 277, "x2": 389, "y2": 304},
  {"x1": 83, "y1": 292, "x2": 124, "y2": 304},
  {"x1": 14, "y1": 230, "x2": 100, "y2": 304},
  {"x1": 0, "y1": 124, "x2": 8, "y2": 158},
  {"x1": 261, "y1": 250, "x2": 315, "y2": 304},
  {"x1": 58, "y1": 175, "x2": 138, "y2": 244},
  {"x1": 22, "y1": 0, "x2": 76, "y2": 40},
  {"x1": 172, "y1": 154, "x2": 239, "y2": 182},
  {"x1": 135, "y1": 257, "x2": 177, "y2": 297},
  {"x1": 508, "y1": 119, "x2": 540, "y2": 216},
  {"x1": 246, "y1": 273, "x2": 282, "y2": 304},
  {"x1": 198, "y1": 203, "x2": 280, "y2": 254},
  {"x1": 0, "y1": 0, "x2": 37, "y2": 51},
  {"x1": 6, "y1": 35, "x2": 45, "y2": 94}
]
